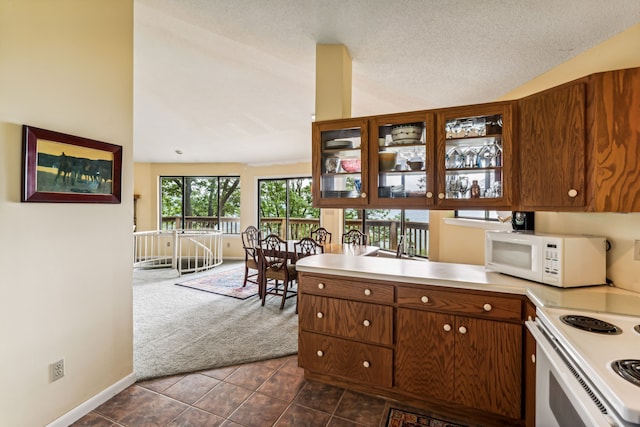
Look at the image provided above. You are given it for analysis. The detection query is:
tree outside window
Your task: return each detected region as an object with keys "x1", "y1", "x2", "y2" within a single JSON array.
[{"x1": 160, "y1": 176, "x2": 240, "y2": 234}]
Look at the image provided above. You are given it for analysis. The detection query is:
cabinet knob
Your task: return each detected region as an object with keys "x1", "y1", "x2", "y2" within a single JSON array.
[
  {"x1": 443, "y1": 324, "x2": 452, "y2": 332},
  {"x1": 363, "y1": 319, "x2": 371, "y2": 327},
  {"x1": 426, "y1": 191, "x2": 433, "y2": 199},
  {"x1": 316, "y1": 312, "x2": 324, "y2": 319},
  {"x1": 528, "y1": 315, "x2": 533, "y2": 321},
  {"x1": 362, "y1": 361, "x2": 370, "y2": 368},
  {"x1": 459, "y1": 326, "x2": 467, "y2": 334},
  {"x1": 483, "y1": 303, "x2": 492, "y2": 312},
  {"x1": 317, "y1": 283, "x2": 325, "y2": 289},
  {"x1": 568, "y1": 188, "x2": 578, "y2": 198},
  {"x1": 420, "y1": 296, "x2": 429, "y2": 304},
  {"x1": 531, "y1": 354, "x2": 536, "y2": 364},
  {"x1": 360, "y1": 192, "x2": 367, "y2": 198},
  {"x1": 364, "y1": 289, "x2": 372, "y2": 296},
  {"x1": 316, "y1": 350, "x2": 324, "y2": 357},
  {"x1": 438, "y1": 193, "x2": 445, "y2": 200}
]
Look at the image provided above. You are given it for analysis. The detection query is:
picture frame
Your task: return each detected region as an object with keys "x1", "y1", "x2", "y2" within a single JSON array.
[{"x1": 21, "y1": 125, "x2": 122, "y2": 203}]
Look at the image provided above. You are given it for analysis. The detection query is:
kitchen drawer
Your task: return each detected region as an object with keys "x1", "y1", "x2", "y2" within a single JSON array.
[
  {"x1": 299, "y1": 294, "x2": 393, "y2": 345},
  {"x1": 298, "y1": 331, "x2": 393, "y2": 387},
  {"x1": 397, "y1": 286, "x2": 522, "y2": 321},
  {"x1": 299, "y1": 273, "x2": 394, "y2": 304}
]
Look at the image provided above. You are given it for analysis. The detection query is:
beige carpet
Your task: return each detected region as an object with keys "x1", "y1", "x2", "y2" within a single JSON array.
[{"x1": 133, "y1": 261, "x2": 298, "y2": 380}]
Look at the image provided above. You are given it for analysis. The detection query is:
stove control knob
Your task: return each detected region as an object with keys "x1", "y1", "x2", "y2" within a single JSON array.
[
  {"x1": 443, "y1": 324, "x2": 452, "y2": 332},
  {"x1": 483, "y1": 303, "x2": 492, "y2": 312},
  {"x1": 458, "y1": 326, "x2": 467, "y2": 334}
]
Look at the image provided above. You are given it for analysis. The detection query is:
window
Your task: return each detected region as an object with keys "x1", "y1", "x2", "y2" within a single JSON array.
[
  {"x1": 344, "y1": 208, "x2": 430, "y2": 258},
  {"x1": 160, "y1": 176, "x2": 240, "y2": 234},
  {"x1": 258, "y1": 177, "x2": 319, "y2": 240},
  {"x1": 455, "y1": 210, "x2": 500, "y2": 220}
]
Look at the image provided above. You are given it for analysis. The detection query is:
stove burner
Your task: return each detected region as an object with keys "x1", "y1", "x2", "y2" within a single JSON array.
[
  {"x1": 560, "y1": 314, "x2": 622, "y2": 334},
  {"x1": 612, "y1": 359, "x2": 640, "y2": 387}
]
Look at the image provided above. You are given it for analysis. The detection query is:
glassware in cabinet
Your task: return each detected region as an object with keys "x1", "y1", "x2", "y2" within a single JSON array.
[
  {"x1": 372, "y1": 114, "x2": 435, "y2": 205},
  {"x1": 437, "y1": 104, "x2": 513, "y2": 207},
  {"x1": 312, "y1": 119, "x2": 369, "y2": 207}
]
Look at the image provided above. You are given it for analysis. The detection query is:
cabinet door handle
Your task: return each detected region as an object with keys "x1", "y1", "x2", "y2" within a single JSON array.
[
  {"x1": 316, "y1": 350, "x2": 324, "y2": 357},
  {"x1": 316, "y1": 312, "x2": 324, "y2": 319},
  {"x1": 420, "y1": 296, "x2": 429, "y2": 303},
  {"x1": 438, "y1": 193, "x2": 445, "y2": 199},
  {"x1": 426, "y1": 191, "x2": 433, "y2": 199},
  {"x1": 443, "y1": 324, "x2": 452, "y2": 332},
  {"x1": 360, "y1": 192, "x2": 367, "y2": 198},
  {"x1": 531, "y1": 354, "x2": 536, "y2": 364},
  {"x1": 363, "y1": 319, "x2": 371, "y2": 327},
  {"x1": 568, "y1": 188, "x2": 578, "y2": 198},
  {"x1": 458, "y1": 326, "x2": 467, "y2": 334},
  {"x1": 362, "y1": 361, "x2": 370, "y2": 368},
  {"x1": 483, "y1": 303, "x2": 492, "y2": 312},
  {"x1": 364, "y1": 289, "x2": 372, "y2": 296},
  {"x1": 317, "y1": 283, "x2": 325, "y2": 289}
]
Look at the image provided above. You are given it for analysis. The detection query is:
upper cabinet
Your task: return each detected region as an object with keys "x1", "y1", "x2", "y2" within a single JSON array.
[
  {"x1": 436, "y1": 103, "x2": 515, "y2": 209},
  {"x1": 586, "y1": 67, "x2": 640, "y2": 212},
  {"x1": 517, "y1": 81, "x2": 586, "y2": 210},
  {"x1": 312, "y1": 118, "x2": 369, "y2": 208},
  {"x1": 369, "y1": 112, "x2": 435, "y2": 207}
]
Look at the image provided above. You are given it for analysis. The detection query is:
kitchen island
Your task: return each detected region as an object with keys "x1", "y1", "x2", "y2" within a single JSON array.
[{"x1": 294, "y1": 254, "x2": 639, "y2": 427}]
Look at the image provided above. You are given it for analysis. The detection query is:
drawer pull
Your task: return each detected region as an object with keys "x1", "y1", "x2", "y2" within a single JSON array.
[
  {"x1": 443, "y1": 324, "x2": 451, "y2": 332},
  {"x1": 318, "y1": 283, "x2": 325, "y2": 289},
  {"x1": 483, "y1": 303, "x2": 493, "y2": 312},
  {"x1": 568, "y1": 188, "x2": 578, "y2": 198},
  {"x1": 316, "y1": 350, "x2": 324, "y2": 357},
  {"x1": 364, "y1": 289, "x2": 372, "y2": 296},
  {"x1": 531, "y1": 354, "x2": 536, "y2": 364},
  {"x1": 363, "y1": 361, "x2": 370, "y2": 368},
  {"x1": 363, "y1": 319, "x2": 371, "y2": 327},
  {"x1": 316, "y1": 312, "x2": 324, "y2": 319},
  {"x1": 459, "y1": 326, "x2": 467, "y2": 334},
  {"x1": 420, "y1": 296, "x2": 429, "y2": 303}
]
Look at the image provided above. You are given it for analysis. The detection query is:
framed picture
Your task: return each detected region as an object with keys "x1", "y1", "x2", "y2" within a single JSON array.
[{"x1": 21, "y1": 125, "x2": 122, "y2": 203}]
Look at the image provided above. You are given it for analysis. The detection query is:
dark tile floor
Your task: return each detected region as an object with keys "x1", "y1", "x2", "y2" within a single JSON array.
[{"x1": 71, "y1": 354, "x2": 415, "y2": 427}]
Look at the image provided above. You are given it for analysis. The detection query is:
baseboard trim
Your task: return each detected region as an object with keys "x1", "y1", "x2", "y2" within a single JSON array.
[{"x1": 46, "y1": 373, "x2": 136, "y2": 427}]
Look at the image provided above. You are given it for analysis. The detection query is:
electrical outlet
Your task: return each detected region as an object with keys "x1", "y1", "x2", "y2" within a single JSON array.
[
  {"x1": 50, "y1": 359, "x2": 64, "y2": 382},
  {"x1": 166, "y1": 241, "x2": 171, "y2": 247},
  {"x1": 634, "y1": 240, "x2": 640, "y2": 261}
]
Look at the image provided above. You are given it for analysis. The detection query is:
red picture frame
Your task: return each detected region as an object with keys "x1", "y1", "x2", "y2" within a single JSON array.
[{"x1": 21, "y1": 125, "x2": 122, "y2": 203}]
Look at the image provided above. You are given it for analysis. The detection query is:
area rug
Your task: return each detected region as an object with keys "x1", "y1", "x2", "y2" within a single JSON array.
[
  {"x1": 175, "y1": 266, "x2": 259, "y2": 299},
  {"x1": 386, "y1": 408, "x2": 467, "y2": 427}
]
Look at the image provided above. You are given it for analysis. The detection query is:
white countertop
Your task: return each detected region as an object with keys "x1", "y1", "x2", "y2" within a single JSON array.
[{"x1": 295, "y1": 254, "x2": 640, "y2": 316}]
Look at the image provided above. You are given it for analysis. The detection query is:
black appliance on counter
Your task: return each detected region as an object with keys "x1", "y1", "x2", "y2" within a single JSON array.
[{"x1": 511, "y1": 211, "x2": 535, "y2": 231}]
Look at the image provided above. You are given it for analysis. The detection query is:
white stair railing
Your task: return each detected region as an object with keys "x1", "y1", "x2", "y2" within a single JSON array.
[{"x1": 133, "y1": 229, "x2": 223, "y2": 275}]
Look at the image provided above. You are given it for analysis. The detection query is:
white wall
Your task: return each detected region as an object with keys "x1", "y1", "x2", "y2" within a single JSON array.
[{"x1": 0, "y1": 2, "x2": 134, "y2": 426}]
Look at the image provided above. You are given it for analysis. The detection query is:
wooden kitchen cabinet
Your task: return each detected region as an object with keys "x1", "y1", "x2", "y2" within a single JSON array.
[
  {"x1": 436, "y1": 102, "x2": 516, "y2": 210},
  {"x1": 395, "y1": 285, "x2": 523, "y2": 419},
  {"x1": 312, "y1": 118, "x2": 369, "y2": 207},
  {"x1": 517, "y1": 81, "x2": 587, "y2": 210},
  {"x1": 586, "y1": 67, "x2": 640, "y2": 212}
]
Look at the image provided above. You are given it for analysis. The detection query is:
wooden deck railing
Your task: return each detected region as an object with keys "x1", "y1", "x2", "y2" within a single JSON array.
[{"x1": 161, "y1": 216, "x2": 429, "y2": 257}]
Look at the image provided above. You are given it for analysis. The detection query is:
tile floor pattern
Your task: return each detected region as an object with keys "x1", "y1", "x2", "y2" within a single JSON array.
[{"x1": 71, "y1": 355, "x2": 418, "y2": 427}]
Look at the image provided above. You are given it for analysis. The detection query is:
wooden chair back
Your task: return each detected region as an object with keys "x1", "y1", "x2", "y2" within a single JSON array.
[
  {"x1": 310, "y1": 227, "x2": 332, "y2": 244},
  {"x1": 342, "y1": 229, "x2": 368, "y2": 245},
  {"x1": 294, "y1": 237, "x2": 325, "y2": 263}
]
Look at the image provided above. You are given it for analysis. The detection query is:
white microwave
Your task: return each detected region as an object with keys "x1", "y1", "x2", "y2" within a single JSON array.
[{"x1": 485, "y1": 230, "x2": 607, "y2": 287}]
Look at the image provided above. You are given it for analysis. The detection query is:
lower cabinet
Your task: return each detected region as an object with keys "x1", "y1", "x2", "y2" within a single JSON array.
[
  {"x1": 395, "y1": 308, "x2": 522, "y2": 419},
  {"x1": 297, "y1": 272, "x2": 527, "y2": 425}
]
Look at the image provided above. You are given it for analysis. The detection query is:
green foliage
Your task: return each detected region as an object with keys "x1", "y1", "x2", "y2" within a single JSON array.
[
  {"x1": 259, "y1": 178, "x2": 319, "y2": 219},
  {"x1": 161, "y1": 176, "x2": 241, "y2": 219}
]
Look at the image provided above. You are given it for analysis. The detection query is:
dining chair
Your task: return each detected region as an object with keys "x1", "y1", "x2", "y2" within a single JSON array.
[
  {"x1": 258, "y1": 233, "x2": 298, "y2": 309},
  {"x1": 396, "y1": 235, "x2": 406, "y2": 259},
  {"x1": 294, "y1": 237, "x2": 325, "y2": 263},
  {"x1": 310, "y1": 227, "x2": 332, "y2": 244},
  {"x1": 240, "y1": 226, "x2": 261, "y2": 287},
  {"x1": 342, "y1": 229, "x2": 368, "y2": 245}
]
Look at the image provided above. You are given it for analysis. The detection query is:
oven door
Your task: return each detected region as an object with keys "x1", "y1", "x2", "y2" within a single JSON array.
[{"x1": 526, "y1": 320, "x2": 621, "y2": 427}]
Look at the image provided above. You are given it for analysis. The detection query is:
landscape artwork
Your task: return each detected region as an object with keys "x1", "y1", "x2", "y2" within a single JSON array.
[{"x1": 22, "y1": 126, "x2": 122, "y2": 203}]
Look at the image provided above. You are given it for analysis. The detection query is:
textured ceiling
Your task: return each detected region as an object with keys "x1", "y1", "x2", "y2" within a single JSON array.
[{"x1": 133, "y1": 0, "x2": 640, "y2": 164}]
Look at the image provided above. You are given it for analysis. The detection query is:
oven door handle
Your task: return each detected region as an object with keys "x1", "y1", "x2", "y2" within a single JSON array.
[{"x1": 526, "y1": 320, "x2": 619, "y2": 427}]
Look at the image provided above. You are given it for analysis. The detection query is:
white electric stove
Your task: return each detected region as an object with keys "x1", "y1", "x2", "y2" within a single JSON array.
[{"x1": 529, "y1": 301, "x2": 640, "y2": 427}]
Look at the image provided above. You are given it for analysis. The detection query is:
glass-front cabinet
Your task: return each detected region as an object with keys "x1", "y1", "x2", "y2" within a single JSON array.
[
  {"x1": 436, "y1": 103, "x2": 514, "y2": 209},
  {"x1": 369, "y1": 112, "x2": 435, "y2": 207},
  {"x1": 312, "y1": 118, "x2": 369, "y2": 207}
]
